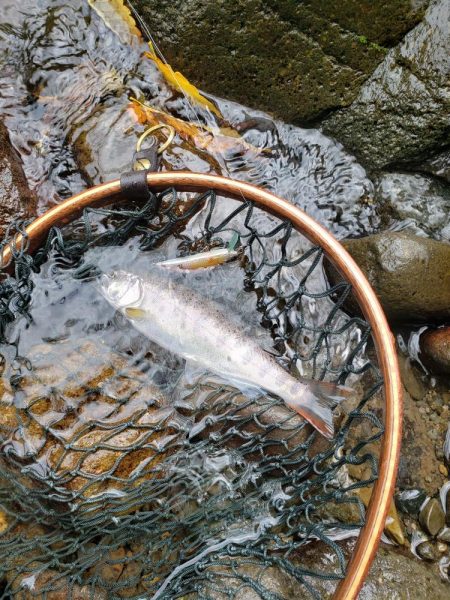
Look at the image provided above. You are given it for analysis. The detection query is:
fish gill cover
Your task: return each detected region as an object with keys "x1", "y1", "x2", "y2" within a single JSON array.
[{"x1": 0, "y1": 188, "x2": 383, "y2": 599}]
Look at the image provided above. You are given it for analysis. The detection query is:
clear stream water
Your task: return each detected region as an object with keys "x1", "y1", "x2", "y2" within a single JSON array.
[
  {"x1": 0, "y1": 0, "x2": 379, "y2": 239},
  {"x1": 0, "y1": 0, "x2": 448, "y2": 597}
]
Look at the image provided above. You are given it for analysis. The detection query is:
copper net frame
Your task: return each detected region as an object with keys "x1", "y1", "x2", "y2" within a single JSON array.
[{"x1": 1, "y1": 172, "x2": 402, "y2": 599}]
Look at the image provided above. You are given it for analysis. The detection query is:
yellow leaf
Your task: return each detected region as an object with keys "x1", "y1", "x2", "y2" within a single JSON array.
[
  {"x1": 145, "y1": 44, "x2": 223, "y2": 119},
  {"x1": 88, "y1": 0, "x2": 142, "y2": 44}
]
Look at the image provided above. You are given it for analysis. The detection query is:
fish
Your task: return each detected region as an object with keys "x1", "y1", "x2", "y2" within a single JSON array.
[
  {"x1": 100, "y1": 270, "x2": 353, "y2": 438},
  {"x1": 156, "y1": 248, "x2": 239, "y2": 270}
]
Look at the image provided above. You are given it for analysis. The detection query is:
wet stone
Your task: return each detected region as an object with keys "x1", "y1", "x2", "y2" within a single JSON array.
[
  {"x1": 326, "y1": 232, "x2": 450, "y2": 323},
  {"x1": 438, "y1": 527, "x2": 450, "y2": 543},
  {"x1": 419, "y1": 497, "x2": 445, "y2": 537},
  {"x1": 416, "y1": 540, "x2": 438, "y2": 562},
  {"x1": 445, "y1": 424, "x2": 450, "y2": 468},
  {"x1": 396, "y1": 488, "x2": 427, "y2": 517},
  {"x1": 323, "y1": 0, "x2": 450, "y2": 169},
  {"x1": 420, "y1": 326, "x2": 450, "y2": 376},
  {"x1": 374, "y1": 172, "x2": 450, "y2": 241},
  {"x1": 0, "y1": 122, "x2": 37, "y2": 235},
  {"x1": 358, "y1": 486, "x2": 406, "y2": 545},
  {"x1": 418, "y1": 147, "x2": 450, "y2": 183}
]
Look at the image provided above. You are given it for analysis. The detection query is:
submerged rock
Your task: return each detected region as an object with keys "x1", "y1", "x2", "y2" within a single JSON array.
[
  {"x1": 417, "y1": 147, "x2": 450, "y2": 183},
  {"x1": 323, "y1": 0, "x2": 450, "y2": 168},
  {"x1": 7, "y1": 569, "x2": 107, "y2": 600},
  {"x1": 326, "y1": 232, "x2": 450, "y2": 323},
  {"x1": 357, "y1": 486, "x2": 406, "y2": 545},
  {"x1": 374, "y1": 172, "x2": 450, "y2": 241},
  {"x1": 416, "y1": 540, "x2": 438, "y2": 562},
  {"x1": 420, "y1": 326, "x2": 450, "y2": 376},
  {"x1": 438, "y1": 527, "x2": 450, "y2": 543},
  {"x1": 133, "y1": 0, "x2": 428, "y2": 124},
  {"x1": 396, "y1": 388, "x2": 444, "y2": 494},
  {"x1": 0, "y1": 338, "x2": 184, "y2": 514},
  {"x1": 194, "y1": 557, "x2": 306, "y2": 600},
  {"x1": 395, "y1": 488, "x2": 427, "y2": 517},
  {"x1": 360, "y1": 546, "x2": 450, "y2": 598},
  {"x1": 0, "y1": 122, "x2": 37, "y2": 235},
  {"x1": 419, "y1": 497, "x2": 445, "y2": 537},
  {"x1": 297, "y1": 539, "x2": 450, "y2": 598}
]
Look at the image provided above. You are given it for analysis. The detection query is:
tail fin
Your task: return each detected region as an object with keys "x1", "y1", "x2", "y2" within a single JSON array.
[{"x1": 284, "y1": 380, "x2": 353, "y2": 439}]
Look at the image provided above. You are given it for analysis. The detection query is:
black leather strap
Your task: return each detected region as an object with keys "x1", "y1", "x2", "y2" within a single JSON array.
[
  {"x1": 120, "y1": 136, "x2": 159, "y2": 202},
  {"x1": 133, "y1": 139, "x2": 159, "y2": 172},
  {"x1": 120, "y1": 170, "x2": 151, "y2": 202}
]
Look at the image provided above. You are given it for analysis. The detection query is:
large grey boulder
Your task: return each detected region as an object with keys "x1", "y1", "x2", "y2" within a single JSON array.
[
  {"x1": 323, "y1": 0, "x2": 450, "y2": 168},
  {"x1": 326, "y1": 232, "x2": 450, "y2": 322},
  {"x1": 133, "y1": 0, "x2": 428, "y2": 124},
  {"x1": 374, "y1": 172, "x2": 450, "y2": 241}
]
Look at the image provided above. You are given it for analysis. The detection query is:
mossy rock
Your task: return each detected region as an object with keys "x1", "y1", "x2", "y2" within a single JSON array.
[
  {"x1": 325, "y1": 232, "x2": 450, "y2": 323},
  {"x1": 323, "y1": 0, "x2": 449, "y2": 168},
  {"x1": 133, "y1": 0, "x2": 427, "y2": 124}
]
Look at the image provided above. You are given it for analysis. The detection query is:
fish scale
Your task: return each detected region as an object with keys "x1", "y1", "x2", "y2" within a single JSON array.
[{"x1": 101, "y1": 269, "x2": 353, "y2": 438}]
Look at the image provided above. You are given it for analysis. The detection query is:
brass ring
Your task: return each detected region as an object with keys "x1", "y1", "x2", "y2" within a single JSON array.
[
  {"x1": 136, "y1": 124, "x2": 175, "y2": 154},
  {"x1": 0, "y1": 172, "x2": 402, "y2": 600}
]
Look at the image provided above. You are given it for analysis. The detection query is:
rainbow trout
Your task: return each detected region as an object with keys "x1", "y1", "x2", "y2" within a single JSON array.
[{"x1": 100, "y1": 270, "x2": 352, "y2": 438}]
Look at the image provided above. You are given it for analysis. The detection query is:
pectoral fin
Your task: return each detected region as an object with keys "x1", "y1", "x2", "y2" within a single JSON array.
[{"x1": 125, "y1": 307, "x2": 148, "y2": 320}]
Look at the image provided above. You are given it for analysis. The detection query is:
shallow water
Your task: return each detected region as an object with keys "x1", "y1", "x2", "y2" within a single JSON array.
[
  {"x1": 0, "y1": 196, "x2": 379, "y2": 599},
  {"x1": 1, "y1": 0, "x2": 446, "y2": 597},
  {"x1": 0, "y1": 0, "x2": 380, "y2": 240}
]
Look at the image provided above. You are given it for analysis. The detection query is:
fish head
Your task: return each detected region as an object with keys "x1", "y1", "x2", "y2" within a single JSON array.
[{"x1": 100, "y1": 271, "x2": 143, "y2": 310}]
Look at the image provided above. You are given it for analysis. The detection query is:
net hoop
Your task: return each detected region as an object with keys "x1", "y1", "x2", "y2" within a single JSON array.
[{"x1": 1, "y1": 171, "x2": 402, "y2": 599}]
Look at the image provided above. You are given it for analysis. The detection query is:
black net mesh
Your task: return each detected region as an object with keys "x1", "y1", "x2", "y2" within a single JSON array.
[{"x1": 0, "y1": 188, "x2": 383, "y2": 599}]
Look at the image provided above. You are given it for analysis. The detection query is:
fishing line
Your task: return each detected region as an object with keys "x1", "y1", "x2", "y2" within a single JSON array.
[
  {"x1": 122, "y1": 5, "x2": 266, "y2": 233},
  {"x1": 126, "y1": 0, "x2": 206, "y2": 127}
]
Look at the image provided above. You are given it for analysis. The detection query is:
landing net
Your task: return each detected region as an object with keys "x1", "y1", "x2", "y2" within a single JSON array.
[{"x1": 0, "y1": 189, "x2": 383, "y2": 599}]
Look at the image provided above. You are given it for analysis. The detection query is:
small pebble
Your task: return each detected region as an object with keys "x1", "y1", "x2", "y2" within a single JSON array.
[
  {"x1": 437, "y1": 542, "x2": 448, "y2": 553},
  {"x1": 416, "y1": 541, "x2": 437, "y2": 562},
  {"x1": 396, "y1": 488, "x2": 427, "y2": 517},
  {"x1": 439, "y1": 464, "x2": 448, "y2": 477},
  {"x1": 419, "y1": 497, "x2": 445, "y2": 537},
  {"x1": 437, "y1": 527, "x2": 450, "y2": 543},
  {"x1": 435, "y1": 448, "x2": 444, "y2": 461}
]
